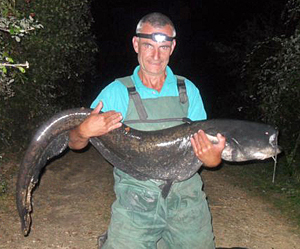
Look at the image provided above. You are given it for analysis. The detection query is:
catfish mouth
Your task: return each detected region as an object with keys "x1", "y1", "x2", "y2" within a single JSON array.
[
  {"x1": 253, "y1": 131, "x2": 281, "y2": 160},
  {"x1": 252, "y1": 130, "x2": 281, "y2": 160},
  {"x1": 269, "y1": 131, "x2": 282, "y2": 154}
]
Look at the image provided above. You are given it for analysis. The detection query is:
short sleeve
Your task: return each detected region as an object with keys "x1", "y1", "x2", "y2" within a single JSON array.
[
  {"x1": 185, "y1": 79, "x2": 207, "y2": 121},
  {"x1": 90, "y1": 80, "x2": 129, "y2": 119}
]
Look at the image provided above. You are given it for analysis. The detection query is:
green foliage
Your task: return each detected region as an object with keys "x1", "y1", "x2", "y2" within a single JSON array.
[
  {"x1": 241, "y1": 1, "x2": 300, "y2": 177},
  {"x1": 211, "y1": 0, "x2": 300, "y2": 180},
  {"x1": 0, "y1": 0, "x2": 97, "y2": 151},
  {"x1": 0, "y1": 15, "x2": 43, "y2": 43},
  {"x1": 0, "y1": 1, "x2": 37, "y2": 99}
]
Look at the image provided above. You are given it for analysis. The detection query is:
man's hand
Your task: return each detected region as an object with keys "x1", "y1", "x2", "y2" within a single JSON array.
[
  {"x1": 191, "y1": 130, "x2": 226, "y2": 167},
  {"x1": 68, "y1": 102, "x2": 123, "y2": 150}
]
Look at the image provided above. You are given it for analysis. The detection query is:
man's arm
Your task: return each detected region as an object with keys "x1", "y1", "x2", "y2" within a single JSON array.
[{"x1": 69, "y1": 102, "x2": 123, "y2": 150}]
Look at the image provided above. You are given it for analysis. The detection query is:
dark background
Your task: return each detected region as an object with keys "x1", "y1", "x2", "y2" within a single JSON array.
[{"x1": 89, "y1": 0, "x2": 285, "y2": 116}]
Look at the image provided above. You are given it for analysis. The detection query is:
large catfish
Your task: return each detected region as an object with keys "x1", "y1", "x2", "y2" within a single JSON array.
[{"x1": 16, "y1": 108, "x2": 280, "y2": 236}]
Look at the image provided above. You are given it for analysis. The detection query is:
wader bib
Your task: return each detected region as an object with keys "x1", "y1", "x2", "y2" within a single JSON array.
[
  {"x1": 102, "y1": 77, "x2": 215, "y2": 249},
  {"x1": 122, "y1": 75, "x2": 189, "y2": 131}
]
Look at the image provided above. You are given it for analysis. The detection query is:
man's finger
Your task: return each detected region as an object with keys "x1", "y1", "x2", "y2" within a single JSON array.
[
  {"x1": 102, "y1": 111, "x2": 123, "y2": 123},
  {"x1": 108, "y1": 122, "x2": 123, "y2": 132},
  {"x1": 216, "y1": 133, "x2": 226, "y2": 149},
  {"x1": 191, "y1": 133, "x2": 203, "y2": 154},
  {"x1": 91, "y1": 101, "x2": 103, "y2": 114},
  {"x1": 198, "y1": 130, "x2": 211, "y2": 146}
]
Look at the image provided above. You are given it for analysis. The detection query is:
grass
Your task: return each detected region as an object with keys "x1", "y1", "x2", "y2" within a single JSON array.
[{"x1": 221, "y1": 158, "x2": 300, "y2": 231}]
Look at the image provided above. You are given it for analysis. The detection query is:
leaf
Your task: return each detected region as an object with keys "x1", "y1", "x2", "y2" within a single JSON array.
[
  {"x1": 9, "y1": 28, "x2": 15, "y2": 35},
  {"x1": 5, "y1": 57, "x2": 14, "y2": 63},
  {"x1": 18, "y1": 67, "x2": 26, "y2": 73},
  {"x1": 0, "y1": 66, "x2": 7, "y2": 74}
]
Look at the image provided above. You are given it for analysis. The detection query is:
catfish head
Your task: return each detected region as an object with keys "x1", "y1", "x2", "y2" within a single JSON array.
[{"x1": 204, "y1": 119, "x2": 281, "y2": 162}]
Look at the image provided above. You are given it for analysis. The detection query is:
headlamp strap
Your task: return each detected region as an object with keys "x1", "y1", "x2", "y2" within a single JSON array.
[{"x1": 136, "y1": 32, "x2": 174, "y2": 42}]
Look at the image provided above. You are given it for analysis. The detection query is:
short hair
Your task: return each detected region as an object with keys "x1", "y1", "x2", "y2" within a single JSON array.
[{"x1": 136, "y1": 12, "x2": 176, "y2": 37}]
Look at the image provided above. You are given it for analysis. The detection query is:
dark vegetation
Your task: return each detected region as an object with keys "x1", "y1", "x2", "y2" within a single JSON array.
[
  {"x1": 205, "y1": 0, "x2": 300, "y2": 227},
  {"x1": 1, "y1": 0, "x2": 300, "y2": 226},
  {"x1": 0, "y1": 0, "x2": 97, "y2": 151}
]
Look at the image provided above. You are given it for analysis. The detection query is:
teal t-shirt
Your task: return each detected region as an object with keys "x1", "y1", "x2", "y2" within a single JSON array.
[{"x1": 91, "y1": 66, "x2": 207, "y2": 121}]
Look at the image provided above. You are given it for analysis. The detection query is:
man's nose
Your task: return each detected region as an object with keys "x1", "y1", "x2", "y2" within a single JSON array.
[{"x1": 152, "y1": 47, "x2": 160, "y2": 60}]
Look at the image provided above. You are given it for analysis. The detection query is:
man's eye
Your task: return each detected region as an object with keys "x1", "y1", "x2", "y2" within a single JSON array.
[
  {"x1": 143, "y1": 44, "x2": 152, "y2": 49},
  {"x1": 161, "y1": 46, "x2": 170, "y2": 50}
]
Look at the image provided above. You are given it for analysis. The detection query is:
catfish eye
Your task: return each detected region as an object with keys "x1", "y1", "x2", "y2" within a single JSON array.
[{"x1": 265, "y1": 132, "x2": 269, "y2": 135}]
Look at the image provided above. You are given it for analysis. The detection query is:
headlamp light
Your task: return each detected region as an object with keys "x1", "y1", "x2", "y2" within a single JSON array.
[{"x1": 136, "y1": 32, "x2": 175, "y2": 43}]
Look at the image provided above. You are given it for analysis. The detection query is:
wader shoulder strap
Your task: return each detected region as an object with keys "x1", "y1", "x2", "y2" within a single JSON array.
[
  {"x1": 176, "y1": 77, "x2": 188, "y2": 104},
  {"x1": 127, "y1": 87, "x2": 148, "y2": 120},
  {"x1": 116, "y1": 76, "x2": 148, "y2": 120}
]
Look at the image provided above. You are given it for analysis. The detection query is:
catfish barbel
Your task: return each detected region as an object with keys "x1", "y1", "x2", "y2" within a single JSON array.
[{"x1": 16, "y1": 108, "x2": 280, "y2": 236}]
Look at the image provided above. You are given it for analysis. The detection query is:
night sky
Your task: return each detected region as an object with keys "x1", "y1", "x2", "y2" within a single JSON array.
[{"x1": 89, "y1": 0, "x2": 286, "y2": 115}]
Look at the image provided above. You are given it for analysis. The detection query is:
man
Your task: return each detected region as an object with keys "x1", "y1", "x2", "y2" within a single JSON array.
[{"x1": 69, "y1": 12, "x2": 225, "y2": 249}]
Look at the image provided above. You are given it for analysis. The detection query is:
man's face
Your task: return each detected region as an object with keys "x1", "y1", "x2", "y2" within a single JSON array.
[{"x1": 132, "y1": 23, "x2": 176, "y2": 77}]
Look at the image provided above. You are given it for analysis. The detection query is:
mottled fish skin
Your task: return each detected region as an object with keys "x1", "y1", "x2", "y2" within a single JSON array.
[
  {"x1": 16, "y1": 109, "x2": 89, "y2": 236},
  {"x1": 16, "y1": 108, "x2": 280, "y2": 236}
]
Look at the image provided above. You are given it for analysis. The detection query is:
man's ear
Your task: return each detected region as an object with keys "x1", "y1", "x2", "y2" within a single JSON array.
[
  {"x1": 132, "y1": 36, "x2": 139, "y2": 53},
  {"x1": 170, "y1": 39, "x2": 176, "y2": 55}
]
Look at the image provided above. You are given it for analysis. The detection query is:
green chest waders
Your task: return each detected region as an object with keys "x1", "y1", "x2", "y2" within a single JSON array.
[{"x1": 102, "y1": 77, "x2": 215, "y2": 249}]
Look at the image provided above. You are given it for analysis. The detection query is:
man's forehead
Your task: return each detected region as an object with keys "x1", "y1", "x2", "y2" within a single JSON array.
[{"x1": 140, "y1": 23, "x2": 173, "y2": 36}]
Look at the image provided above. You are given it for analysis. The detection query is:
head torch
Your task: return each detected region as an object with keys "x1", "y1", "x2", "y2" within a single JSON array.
[{"x1": 136, "y1": 32, "x2": 175, "y2": 43}]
